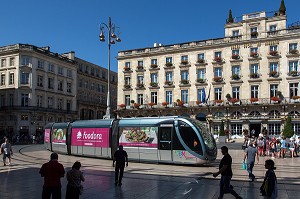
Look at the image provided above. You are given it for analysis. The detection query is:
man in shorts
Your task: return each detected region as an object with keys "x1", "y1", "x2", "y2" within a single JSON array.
[{"x1": 0, "y1": 138, "x2": 13, "y2": 166}]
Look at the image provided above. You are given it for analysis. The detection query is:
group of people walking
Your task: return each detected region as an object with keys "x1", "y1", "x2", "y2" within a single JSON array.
[
  {"x1": 214, "y1": 145, "x2": 278, "y2": 199},
  {"x1": 40, "y1": 145, "x2": 128, "y2": 199}
]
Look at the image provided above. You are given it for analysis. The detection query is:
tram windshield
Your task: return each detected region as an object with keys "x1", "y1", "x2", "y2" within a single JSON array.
[{"x1": 186, "y1": 118, "x2": 216, "y2": 150}]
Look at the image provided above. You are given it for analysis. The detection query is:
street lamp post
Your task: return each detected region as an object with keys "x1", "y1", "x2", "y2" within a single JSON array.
[{"x1": 99, "y1": 17, "x2": 121, "y2": 119}]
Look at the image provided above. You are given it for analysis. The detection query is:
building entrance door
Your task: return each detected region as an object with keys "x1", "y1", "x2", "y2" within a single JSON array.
[{"x1": 249, "y1": 123, "x2": 261, "y2": 138}]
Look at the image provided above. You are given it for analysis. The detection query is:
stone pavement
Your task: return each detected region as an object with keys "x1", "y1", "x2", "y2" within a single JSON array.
[{"x1": 0, "y1": 143, "x2": 299, "y2": 199}]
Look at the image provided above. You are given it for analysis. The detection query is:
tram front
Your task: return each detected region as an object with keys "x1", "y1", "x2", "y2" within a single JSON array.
[{"x1": 175, "y1": 117, "x2": 217, "y2": 164}]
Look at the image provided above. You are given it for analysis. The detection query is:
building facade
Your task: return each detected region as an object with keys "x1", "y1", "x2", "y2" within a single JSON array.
[
  {"x1": 116, "y1": 4, "x2": 300, "y2": 137},
  {"x1": 0, "y1": 44, "x2": 117, "y2": 141}
]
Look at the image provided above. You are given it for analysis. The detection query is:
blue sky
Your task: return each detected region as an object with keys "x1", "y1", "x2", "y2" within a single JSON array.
[{"x1": 1, "y1": 0, "x2": 299, "y2": 72}]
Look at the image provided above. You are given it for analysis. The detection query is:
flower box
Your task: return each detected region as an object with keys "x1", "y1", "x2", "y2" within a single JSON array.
[
  {"x1": 150, "y1": 64, "x2": 158, "y2": 68},
  {"x1": 231, "y1": 54, "x2": 240, "y2": 59},
  {"x1": 162, "y1": 102, "x2": 168, "y2": 106},
  {"x1": 270, "y1": 96, "x2": 280, "y2": 102},
  {"x1": 177, "y1": 100, "x2": 184, "y2": 107},
  {"x1": 164, "y1": 81, "x2": 173, "y2": 85},
  {"x1": 251, "y1": 32, "x2": 258, "y2": 37},
  {"x1": 181, "y1": 60, "x2": 189, "y2": 65},
  {"x1": 133, "y1": 103, "x2": 140, "y2": 108},
  {"x1": 196, "y1": 78, "x2": 205, "y2": 83},
  {"x1": 230, "y1": 98, "x2": 240, "y2": 104},
  {"x1": 289, "y1": 71, "x2": 299, "y2": 76},
  {"x1": 150, "y1": 82, "x2": 158, "y2": 87},
  {"x1": 197, "y1": 59, "x2": 204, "y2": 64},
  {"x1": 123, "y1": 66, "x2": 131, "y2": 71},
  {"x1": 124, "y1": 84, "x2": 131, "y2": 89},
  {"x1": 269, "y1": 70, "x2": 279, "y2": 77},
  {"x1": 250, "y1": 52, "x2": 258, "y2": 58},
  {"x1": 232, "y1": 74, "x2": 240, "y2": 80},
  {"x1": 137, "y1": 65, "x2": 144, "y2": 70},
  {"x1": 214, "y1": 57, "x2": 222, "y2": 62},
  {"x1": 180, "y1": 79, "x2": 189, "y2": 84},
  {"x1": 250, "y1": 73, "x2": 259, "y2": 78},
  {"x1": 215, "y1": 99, "x2": 223, "y2": 104},
  {"x1": 292, "y1": 96, "x2": 300, "y2": 100},
  {"x1": 165, "y1": 62, "x2": 173, "y2": 67},
  {"x1": 136, "y1": 83, "x2": 144, "y2": 88},
  {"x1": 119, "y1": 104, "x2": 126, "y2": 109},
  {"x1": 269, "y1": 51, "x2": 278, "y2": 56},
  {"x1": 250, "y1": 98, "x2": 259, "y2": 103},
  {"x1": 148, "y1": 102, "x2": 156, "y2": 107},
  {"x1": 289, "y1": 49, "x2": 298, "y2": 54},
  {"x1": 213, "y1": 76, "x2": 222, "y2": 82}
]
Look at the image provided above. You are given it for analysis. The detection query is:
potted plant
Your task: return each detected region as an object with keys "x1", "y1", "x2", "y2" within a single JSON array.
[
  {"x1": 165, "y1": 62, "x2": 173, "y2": 67},
  {"x1": 196, "y1": 78, "x2": 205, "y2": 83},
  {"x1": 289, "y1": 49, "x2": 298, "y2": 54},
  {"x1": 231, "y1": 54, "x2": 240, "y2": 59},
  {"x1": 250, "y1": 52, "x2": 258, "y2": 58},
  {"x1": 181, "y1": 60, "x2": 189, "y2": 65},
  {"x1": 215, "y1": 99, "x2": 223, "y2": 104},
  {"x1": 197, "y1": 59, "x2": 204, "y2": 63},
  {"x1": 270, "y1": 96, "x2": 280, "y2": 102},
  {"x1": 137, "y1": 65, "x2": 144, "y2": 70},
  {"x1": 214, "y1": 57, "x2": 222, "y2": 62},
  {"x1": 177, "y1": 100, "x2": 184, "y2": 107},
  {"x1": 124, "y1": 84, "x2": 131, "y2": 89},
  {"x1": 290, "y1": 71, "x2": 298, "y2": 76},
  {"x1": 230, "y1": 98, "x2": 240, "y2": 104},
  {"x1": 165, "y1": 80, "x2": 172, "y2": 85},
  {"x1": 269, "y1": 70, "x2": 279, "y2": 77},
  {"x1": 162, "y1": 102, "x2": 168, "y2": 107},
  {"x1": 196, "y1": 100, "x2": 202, "y2": 106},
  {"x1": 123, "y1": 66, "x2": 131, "y2": 71},
  {"x1": 119, "y1": 104, "x2": 126, "y2": 109},
  {"x1": 250, "y1": 73, "x2": 259, "y2": 78},
  {"x1": 269, "y1": 50, "x2": 278, "y2": 56},
  {"x1": 213, "y1": 76, "x2": 222, "y2": 82},
  {"x1": 134, "y1": 103, "x2": 140, "y2": 109},
  {"x1": 291, "y1": 96, "x2": 300, "y2": 103},
  {"x1": 136, "y1": 83, "x2": 144, "y2": 88},
  {"x1": 250, "y1": 98, "x2": 259, "y2": 103},
  {"x1": 181, "y1": 79, "x2": 189, "y2": 84},
  {"x1": 150, "y1": 64, "x2": 158, "y2": 68},
  {"x1": 148, "y1": 102, "x2": 156, "y2": 108},
  {"x1": 232, "y1": 74, "x2": 240, "y2": 80}
]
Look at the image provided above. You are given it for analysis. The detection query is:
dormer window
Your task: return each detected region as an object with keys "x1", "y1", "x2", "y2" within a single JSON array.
[
  {"x1": 270, "y1": 25, "x2": 277, "y2": 32},
  {"x1": 232, "y1": 30, "x2": 239, "y2": 37}
]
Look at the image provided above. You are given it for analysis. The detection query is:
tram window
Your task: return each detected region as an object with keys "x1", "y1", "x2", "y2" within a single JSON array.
[
  {"x1": 159, "y1": 128, "x2": 171, "y2": 150},
  {"x1": 178, "y1": 121, "x2": 202, "y2": 155}
]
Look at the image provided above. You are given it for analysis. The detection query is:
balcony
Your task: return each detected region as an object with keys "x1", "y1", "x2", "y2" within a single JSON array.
[
  {"x1": 179, "y1": 79, "x2": 191, "y2": 87},
  {"x1": 164, "y1": 62, "x2": 175, "y2": 69},
  {"x1": 249, "y1": 73, "x2": 260, "y2": 79},
  {"x1": 267, "y1": 51, "x2": 281, "y2": 59},
  {"x1": 196, "y1": 78, "x2": 206, "y2": 84},
  {"x1": 163, "y1": 81, "x2": 175, "y2": 88},
  {"x1": 149, "y1": 64, "x2": 160, "y2": 71},
  {"x1": 123, "y1": 84, "x2": 132, "y2": 90},
  {"x1": 231, "y1": 74, "x2": 241, "y2": 80},
  {"x1": 195, "y1": 59, "x2": 207, "y2": 66},
  {"x1": 286, "y1": 49, "x2": 299, "y2": 57},
  {"x1": 213, "y1": 76, "x2": 223, "y2": 82},
  {"x1": 149, "y1": 82, "x2": 159, "y2": 89},
  {"x1": 288, "y1": 71, "x2": 299, "y2": 77},
  {"x1": 123, "y1": 67, "x2": 132, "y2": 73},
  {"x1": 179, "y1": 61, "x2": 191, "y2": 68},
  {"x1": 231, "y1": 54, "x2": 240, "y2": 60},
  {"x1": 136, "y1": 83, "x2": 145, "y2": 90},
  {"x1": 136, "y1": 66, "x2": 145, "y2": 72},
  {"x1": 212, "y1": 57, "x2": 225, "y2": 64},
  {"x1": 268, "y1": 71, "x2": 280, "y2": 78}
]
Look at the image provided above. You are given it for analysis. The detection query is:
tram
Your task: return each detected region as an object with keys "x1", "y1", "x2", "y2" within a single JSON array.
[{"x1": 44, "y1": 116, "x2": 217, "y2": 165}]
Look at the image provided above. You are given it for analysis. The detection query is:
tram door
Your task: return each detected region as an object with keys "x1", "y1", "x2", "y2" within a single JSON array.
[{"x1": 158, "y1": 125, "x2": 173, "y2": 162}]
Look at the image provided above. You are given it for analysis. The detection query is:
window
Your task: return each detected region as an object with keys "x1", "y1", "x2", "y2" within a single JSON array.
[
  {"x1": 58, "y1": 80, "x2": 63, "y2": 91},
  {"x1": 165, "y1": 72, "x2": 173, "y2": 81},
  {"x1": 125, "y1": 77, "x2": 131, "y2": 85},
  {"x1": 250, "y1": 63, "x2": 259, "y2": 74},
  {"x1": 232, "y1": 86, "x2": 240, "y2": 99},
  {"x1": 151, "y1": 92, "x2": 158, "y2": 104},
  {"x1": 137, "y1": 75, "x2": 143, "y2": 84},
  {"x1": 270, "y1": 45, "x2": 278, "y2": 52},
  {"x1": 137, "y1": 61, "x2": 143, "y2": 67},
  {"x1": 232, "y1": 30, "x2": 239, "y2": 37},
  {"x1": 102, "y1": 71, "x2": 106, "y2": 79},
  {"x1": 21, "y1": 72, "x2": 29, "y2": 84},
  {"x1": 181, "y1": 70, "x2": 189, "y2": 80},
  {"x1": 9, "y1": 58, "x2": 14, "y2": 66},
  {"x1": 67, "y1": 69, "x2": 72, "y2": 78},
  {"x1": 250, "y1": 47, "x2": 258, "y2": 53},
  {"x1": 232, "y1": 65, "x2": 240, "y2": 75},
  {"x1": 269, "y1": 25, "x2": 277, "y2": 32},
  {"x1": 231, "y1": 124, "x2": 242, "y2": 135},
  {"x1": 197, "y1": 88, "x2": 206, "y2": 102},
  {"x1": 150, "y1": 73, "x2": 158, "y2": 83},
  {"x1": 181, "y1": 90, "x2": 188, "y2": 103},
  {"x1": 79, "y1": 64, "x2": 83, "y2": 72},
  {"x1": 37, "y1": 95, "x2": 43, "y2": 107},
  {"x1": 37, "y1": 60, "x2": 44, "y2": 69},
  {"x1": 21, "y1": 115, "x2": 29, "y2": 120},
  {"x1": 48, "y1": 63, "x2": 54, "y2": 72},
  {"x1": 91, "y1": 83, "x2": 94, "y2": 90},
  {"x1": 166, "y1": 91, "x2": 172, "y2": 104},
  {"x1": 251, "y1": 85, "x2": 259, "y2": 98},
  {"x1": 67, "y1": 83, "x2": 72, "y2": 93},
  {"x1": 101, "y1": 85, "x2": 105, "y2": 93},
  {"x1": 84, "y1": 81, "x2": 88, "y2": 89},
  {"x1": 21, "y1": 94, "x2": 29, "y2": 107},
  {"x1": 214, "y1": 67, "x2": 222, "y2": 77},
  {"x1": 1, "y1": 59, "x2": 6, "y2": 68},
  {"x1": 270, "y1": 84, "x2": 278, "y2": 97},
  {"x1": 91, "y1": 68, "x2": 95, "y2": 76},
  {"x1": 125, "y1": 95, "x2": 130, "y2": 106},
  {"x1": 79, "y1": 79, "x2": 82, "y2": 87},
  {"x1": 58, "y1": 66, "x2": 63, "y2": 75},
  {"x1": 21, "y1": 56, "x2": 30, "y2": 66},
  {"x1": 214, "y1": 88, "x2": 222, "y2": 100},
  {"x1": 197, "y1": 53, "x2": 204, "y2": 60},
  {"x1": 37, "y1": 75, "x2": 43, "y2": 87},
  {"x1": 151, "y1": 59, "x2": 157, "y2": 65},
  {"x1": 181, "y1": 55, "x2": 188, "y2": 61},
  {"x1": 125, "y1": 62, "x2": 130, "y2": 68},
  {"x1": 290, "y1": 83, "x2": 299, "y2": 98},
  {"x1": 137, "y1": 94, "x2": 143, "y2": 105},
  {"x1": 9, "y1": 73, "x2": 14, "y2": 85},
  {"x1": 166, "y1": 57, "x2": 172, "y2": 63},
  {"x1": 250, "y1": 27, "x2": 258, "y2": 38},
  {"x1": 268, "y1": 123, "x2": 281, "y2": 135},
  {"x1": 48, "y1": 97, "x2": 53, "y2": 108},
  {"x1": 292, "y1": 123, "x2": 300, "y2": 134},
  {"x1": 1, "y1": 74, "x2": 5, "y2": 85},
  {"x1": 232, "y1": 49, "x2": 239, "y2": 55},
  {"x1": 48, "y1": 78, "x2": 54, "y2": 89},
  {"x1": 269, "y1": 62, "x2": 278, "y2": 72},
  {"x1": 289, "y1": 61, "x2": 298, "y2": 72},
  {"x1": 197, "y1": 69, "x2": 205, "y2": 79},
  {"x1": 215, "y1": 51, "x2": 222, "y2": 58},
  {"x1": 57, "y1": 98, "x2": 63, "y2": 110},
  {"x1": 289, "y1": 43, "x2": 298, "y2": 51}
]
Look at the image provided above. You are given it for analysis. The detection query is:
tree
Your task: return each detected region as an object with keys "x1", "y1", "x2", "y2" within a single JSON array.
[
  {"x1": 282, "y1": 116, "x2": 293, "y2": 138},
  {"x1": 219, "y1": 121, "x2": 225, "y2": 136}
]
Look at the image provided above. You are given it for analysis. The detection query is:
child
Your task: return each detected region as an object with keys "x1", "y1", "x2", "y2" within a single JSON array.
[{"x1": 260, "y1": 159, "x2": 278, "y2": 199}]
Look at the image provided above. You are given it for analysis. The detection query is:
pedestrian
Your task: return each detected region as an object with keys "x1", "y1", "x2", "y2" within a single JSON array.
[
  {"x1": 213, "y1": 146, "x2": 243, "y2": 199},
  {"x1": 66, "y1": 161, "x2": 85, "y2": 199},
  {"x1": 112, "y1": 145, "x2": 128, "y2": 186},
  {"x1": 39, "y1": 152, "x2": 65, "y2": 199},
  {"x1": 260, "y1": 159, "x2": 278, "y2": 199},
  {"x1": 0, "y1": 138, "x2": 13, "y2": 166},
  {"x1": 244, "y1": 140, "x2": 259, "y2": 182},
  {"x1": 280, "y1": 137, "x2": 287, "y2": 158}
]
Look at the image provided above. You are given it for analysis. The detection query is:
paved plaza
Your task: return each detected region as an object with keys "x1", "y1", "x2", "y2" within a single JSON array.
[{"x1": 0, "y1": 142, "x2": 300, "y2": 199}]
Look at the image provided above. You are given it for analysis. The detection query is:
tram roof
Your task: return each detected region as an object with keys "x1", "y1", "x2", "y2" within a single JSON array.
[
  {"x1": 118, "y1": 116, "x2": 181, "y2": 126},
  {"x1": 71, "y1": 119, "x2": 114, "y2": 128}
]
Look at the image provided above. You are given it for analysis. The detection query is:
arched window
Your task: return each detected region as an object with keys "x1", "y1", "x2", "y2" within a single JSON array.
[
  {"x1": 213, "y1": 112, "x2": 224, "y2": 119},
  {"x1": 268, "y1": 110, "x2": 280, "y2": 118},
  {"x1": 289, "y1": 111, "x2": 300, "y2": 118}
]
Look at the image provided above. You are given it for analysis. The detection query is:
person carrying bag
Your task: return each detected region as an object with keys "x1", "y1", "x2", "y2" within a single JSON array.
[
  {"x1": 260, "y1": 159, "x2": 278, "y2": 199},
  {"x1": 66, "y1": 161, "x2": 85, "y2": 199}
]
